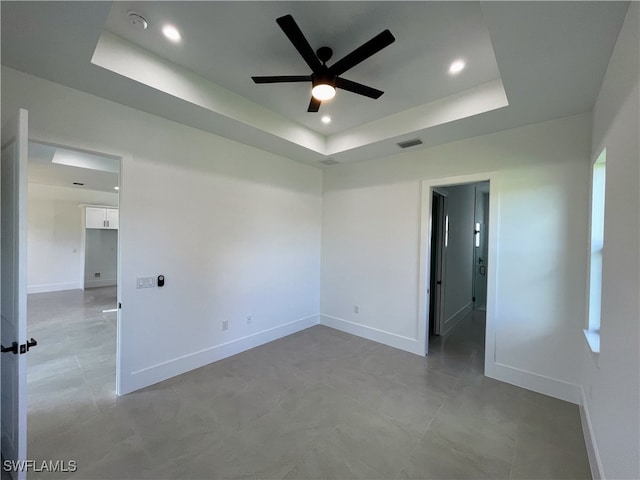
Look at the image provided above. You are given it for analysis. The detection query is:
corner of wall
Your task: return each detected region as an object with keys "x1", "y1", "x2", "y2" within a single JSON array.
[
  {"x1": 319, "y1": 314, "x2": 424, "y2": 356},
  {"x1": 579, "y1": 387, "x2": 604, "y2": 480},
  {"x1": 485, "y1": 361, "x2": 582, "y2": 404},
  {"x1": 442, "y1": 302, "x2": 473, "y2": 336}
]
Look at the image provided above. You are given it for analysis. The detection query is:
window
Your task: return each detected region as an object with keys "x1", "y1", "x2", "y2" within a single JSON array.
[{"x1": 585, "y1": 149, "x2": 606, "y2": 353}]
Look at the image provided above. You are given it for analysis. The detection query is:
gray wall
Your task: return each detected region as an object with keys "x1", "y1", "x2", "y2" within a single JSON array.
[
  {"x1": 84, "y1": 228, "x2": 117, "y2": 288},
  {"x1": 440, "y1": 184, "x2": 475, "y2": 330}
]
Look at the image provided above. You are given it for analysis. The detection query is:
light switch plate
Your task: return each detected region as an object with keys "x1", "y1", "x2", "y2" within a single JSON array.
[{"x1": 136, "y1": 276, "x2": 156, "y2": 289}]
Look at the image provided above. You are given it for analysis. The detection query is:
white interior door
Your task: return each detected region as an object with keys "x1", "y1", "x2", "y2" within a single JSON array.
[{"x1": 1, "y1": 109, "x2": 29, "y2": 480}]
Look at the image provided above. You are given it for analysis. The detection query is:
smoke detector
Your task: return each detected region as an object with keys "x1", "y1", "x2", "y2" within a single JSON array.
[{"x1": 128, "y1": 12, "x2": 148, "y2": 31}]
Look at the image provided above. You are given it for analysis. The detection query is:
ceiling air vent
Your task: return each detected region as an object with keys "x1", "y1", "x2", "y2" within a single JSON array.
[
  {"x1": 396, "y1": 138, "x2": 423, "y2": 149},
  {"x1": 320, "y1": 158, "x2": 339, "y2": 166}
]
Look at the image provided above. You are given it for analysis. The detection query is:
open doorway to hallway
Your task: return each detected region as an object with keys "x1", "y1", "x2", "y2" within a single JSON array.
[
  {"x1": 25, "y1": 141, "x2": 120, "y2": 450},
  {"x1": 426, "y1": 180, "x2": 490, "y2": 367}
]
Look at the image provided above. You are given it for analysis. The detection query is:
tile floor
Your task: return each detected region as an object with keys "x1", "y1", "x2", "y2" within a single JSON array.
[{"x1": 26, "y1": 288, "x2": 591, "y2": 479}]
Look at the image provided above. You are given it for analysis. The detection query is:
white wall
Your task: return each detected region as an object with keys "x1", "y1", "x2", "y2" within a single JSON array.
[
  {"x1": 439, "y1": 184, "x2": 475, "y2": 331},
  {"x1": 84, "y1": 229, "x2": 117, "y2": 288},
  {"x1": 2, "y1": 67, "x2": 323, "y2": 394},
  {"x1": 321, "y1": 113, "x2": 591, "y2": 402},
  {"x1": 27, "y1": 183, "x2": 117, "y2": 293},
  {"x1": 582, "y1": 4, "x2": 639, "y2": 479}
]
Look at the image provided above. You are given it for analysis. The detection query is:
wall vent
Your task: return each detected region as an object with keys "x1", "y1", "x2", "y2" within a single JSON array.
[
  {"x1": 396, "y1": 138, "x2": 423, "y2": 149},
  {"x1": 320, "y1": 158, "x2": 339, "y2": 165}
]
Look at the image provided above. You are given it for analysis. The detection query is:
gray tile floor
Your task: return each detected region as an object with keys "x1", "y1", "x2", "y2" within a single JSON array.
[{"x1": 27, "y1": 288, "x2": 591, "y2": 479}]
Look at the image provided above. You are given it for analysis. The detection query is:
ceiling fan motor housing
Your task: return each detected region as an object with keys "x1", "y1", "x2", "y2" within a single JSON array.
[
  {"x1": 312, "y1": 69, "x2": 335, "y2": 88},
  {"x1": 316, "y1": 46, "x2": 333, "y2": 64}
]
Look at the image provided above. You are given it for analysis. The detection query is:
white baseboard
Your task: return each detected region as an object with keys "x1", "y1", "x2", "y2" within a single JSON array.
[
  {"x1": 27, "y1": 282, "x2": 82, "y2": 294},
  {"x1": 486, "y1": 361, "x2": 582, "y2": 404},
  {"x1": 119, "y1": 314, "x2": 319, "y2": 395},
  {"x1": 580, "y1": 387, "x2": 604, "y2": 479},
  {"x1": 319, "y1": 314, "x2": 423, "y2": 356},
  {"x1": 442, "y1": 302, "x2": 473, "y2": 336},
  {"x1": 84, "y1": 278, "x2": 117, "y2": 288}
]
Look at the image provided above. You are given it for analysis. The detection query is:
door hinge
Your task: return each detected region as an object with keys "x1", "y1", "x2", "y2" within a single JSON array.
[{"x1": 472, "y1": 296, "x2": 476, "y2": 302}]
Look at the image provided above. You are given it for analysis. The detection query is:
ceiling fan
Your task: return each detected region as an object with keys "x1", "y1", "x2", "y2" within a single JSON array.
[{"x1": 252, "y1": 15, "x2": 395, "y2": 112}]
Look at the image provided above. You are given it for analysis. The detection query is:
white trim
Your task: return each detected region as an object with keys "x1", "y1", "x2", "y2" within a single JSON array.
[
  {"x1": 27, "y1": 282, "x2": 82, "y2": 294},
  {"x1": 485, "y1": 361, "x2": 582, "y2": 404},
  {"x1": 78, "y1": 203, "x2": 119, "y2": 209},
  {"x1": 119, "y1": 314, "x2": 319, "y2": 394},
  {"x1": 419, "y1": 171, "x2": 500, "y2": 362},
  {"x1": 84, "y1": 278, "x2": 117, "y2": 289},
  {"x1": 580, "y1": 387, "x2": 604, "y2": 480},
  {"x1": 442, "y1": 301, "x2": 473, "y2": 336},
  {"x1": 319, "y1": 314, "x2": 423, "y2": 356},
  {"x1": 583, "y1": 329, "x2": 601, "y2": 354}
]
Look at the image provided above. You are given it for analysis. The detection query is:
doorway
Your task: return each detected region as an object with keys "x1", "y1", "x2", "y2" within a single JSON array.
[
  {"x1": 25, "y1": 140, "x2": 121, "y2": 445},
  {"x1": 421, "y1": 175, "x2": 494, "y2": 373}
]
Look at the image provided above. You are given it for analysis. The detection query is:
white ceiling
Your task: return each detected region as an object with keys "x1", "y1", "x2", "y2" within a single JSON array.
[
  {"x1": 105, "y1": 2, "x2": 502, "y2": 135},
  {"x1": 28, "y1": 142, "x2": 120, "y2": 193},
  {"x1": 1, "y1": 1, "x2": 630, "y2": 167}
]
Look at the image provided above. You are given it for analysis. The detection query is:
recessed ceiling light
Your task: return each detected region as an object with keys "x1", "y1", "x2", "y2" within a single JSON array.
[
  {"x1": 162, "y1": 24, "x2": 181, "y2": 42},
  {"x1": 449, "y1": 59, "x2": 466, "y2": 75},
  {"x1": 114, "y1": 186, "x2": 120, "y2": 191},
  {"x1": 321, "y1": 116, "x2": 331, "y2": 124}
]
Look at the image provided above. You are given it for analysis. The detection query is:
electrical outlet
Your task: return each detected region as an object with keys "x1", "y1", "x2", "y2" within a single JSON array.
[
  {"x1": 354, "y1": 305, "x2": 360, "y2": 314},
  {"x1": 246, "y1": 316, "x2": 252, "y2": 325},
  {"x1": 222, "y1": 320, "x2": 229, "y2": 331},
  {"x1": 94, "y1": 272, "x2": 101, "y2": 278}
]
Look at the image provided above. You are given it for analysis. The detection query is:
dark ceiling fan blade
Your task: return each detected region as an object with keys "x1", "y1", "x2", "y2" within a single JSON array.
[
  {"x1": 329, "y1": 30, "x2": 395, "y2": 77},
  {"x1": 252, "y1": 75, "x2": 311, "y2": 84},
  {"x1": 307, "y1": 97, "x2": 321, "y2": 112},
  {"x1": 276, "y1": 15, "x2": 323, "y2": 73},
  {"x1": 335, "y1": 77, "x2": 384, "y2": 99}
]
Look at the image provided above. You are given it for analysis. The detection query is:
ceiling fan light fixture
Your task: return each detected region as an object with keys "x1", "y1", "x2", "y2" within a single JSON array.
[{"x1": 311, "y1": 83, "x2": 336, "y2": 101}]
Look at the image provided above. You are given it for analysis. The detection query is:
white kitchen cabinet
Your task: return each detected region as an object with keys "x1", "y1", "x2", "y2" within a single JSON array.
[
  {"x1": 105, "y1": 208, "x2": 119, "y2": 230},
  {"x1": 85, "y1": 207, "x2": 118, "y2": 229}
]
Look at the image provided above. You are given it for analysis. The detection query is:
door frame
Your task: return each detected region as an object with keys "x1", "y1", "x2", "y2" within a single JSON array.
[
  {"x1": 26, "y1": 137, "x2": 123, "y2": 395},
  {"x1": 418, "y1": 172, "x2": 499, "y2": 372},
  {"x1": 429, "y1": 188, "x2": 448, "y2": 336}
]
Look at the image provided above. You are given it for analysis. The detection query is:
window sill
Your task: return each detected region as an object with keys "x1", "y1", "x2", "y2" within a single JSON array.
[{"x1": 583, "y1": 329, "x2": 600, "y2": 354}]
